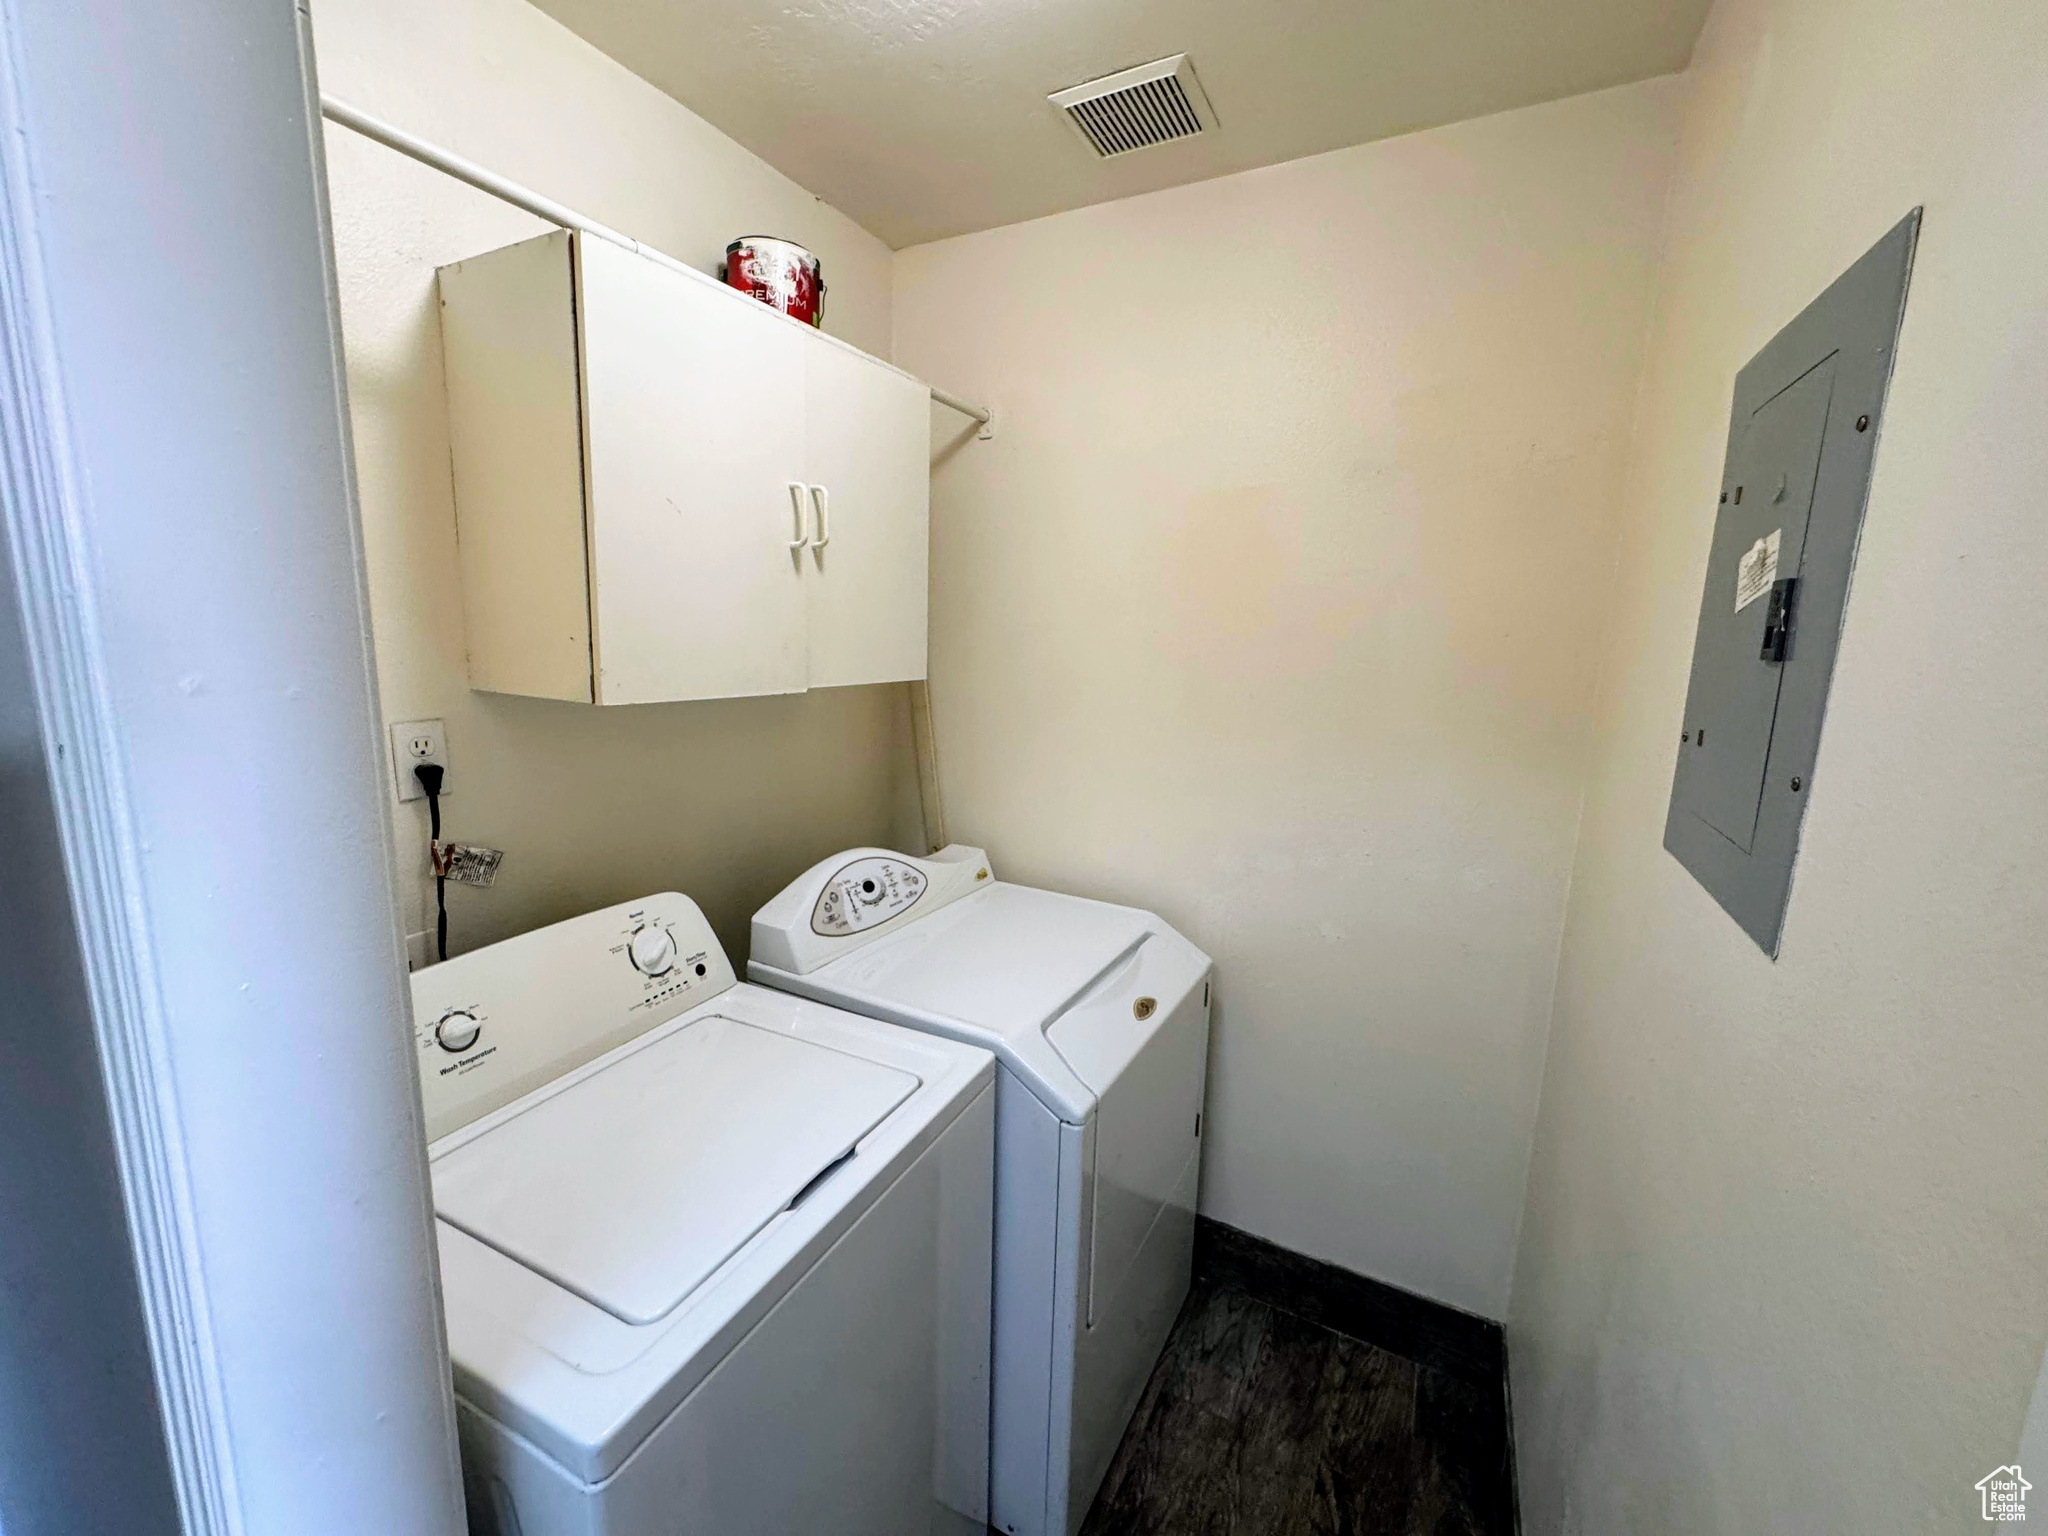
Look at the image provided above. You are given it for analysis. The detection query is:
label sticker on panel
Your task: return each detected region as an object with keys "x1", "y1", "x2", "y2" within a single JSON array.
[
  {"x1": 812, "y1": 857, "x2": 928, "y2": 936},
  {"x1": 1735, "y1": 528, "x2": 1781, "y2": 613}
]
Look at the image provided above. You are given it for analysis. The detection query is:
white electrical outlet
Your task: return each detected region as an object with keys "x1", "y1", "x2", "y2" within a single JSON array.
[{"x1": 389, "y1": 718, "x2": 451, "y2": 802}]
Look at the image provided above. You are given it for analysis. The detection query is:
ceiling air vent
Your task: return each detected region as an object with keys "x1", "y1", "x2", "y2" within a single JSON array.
[{"x1": 1050, "y1": 54, "x2": 1217, "y2": 158}]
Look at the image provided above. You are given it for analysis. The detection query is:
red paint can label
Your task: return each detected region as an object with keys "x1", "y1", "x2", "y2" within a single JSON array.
[{"x1": 724, "y1": 237, "x2": 824, "y2": 327}]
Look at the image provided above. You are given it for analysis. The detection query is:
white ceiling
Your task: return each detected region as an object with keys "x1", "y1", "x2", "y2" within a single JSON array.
[{"x1": 528, "y1": 0, "x2": 1712, "y2": 249}]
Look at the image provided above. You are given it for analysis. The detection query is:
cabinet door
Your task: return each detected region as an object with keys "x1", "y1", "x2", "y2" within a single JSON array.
[
  {"x1": 801, "y1": 342, "x2": 930, "y2": 689},
  {"x1": 437, "y1": 230, "x2": 594, "y2": 702},
  {"x1": 577, "y1": 235, "x2": 808, "y2": 704}
]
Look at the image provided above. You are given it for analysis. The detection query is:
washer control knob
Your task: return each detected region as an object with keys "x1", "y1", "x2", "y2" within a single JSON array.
[
  {"x1": 628, "y1": 925, "x2": 677, "y2": 977},
  {"x1": 434, "y1": 1010, "x2": 481, "y2": 1054}
]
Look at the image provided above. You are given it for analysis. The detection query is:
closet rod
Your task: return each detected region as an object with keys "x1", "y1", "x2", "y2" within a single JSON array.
[{"x1": 319, "y1": 94, "x2": 995, "y2": 437}]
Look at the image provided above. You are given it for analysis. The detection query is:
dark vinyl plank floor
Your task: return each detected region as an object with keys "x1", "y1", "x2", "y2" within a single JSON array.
[{"x1": 1078, "y1": 1279, "x2": 1514, "y2": 1536}]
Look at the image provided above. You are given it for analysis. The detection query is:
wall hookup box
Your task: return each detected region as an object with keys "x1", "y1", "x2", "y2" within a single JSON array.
[{"x1": 1665, "y1": 211, "x2": 1920, "y2": 957}]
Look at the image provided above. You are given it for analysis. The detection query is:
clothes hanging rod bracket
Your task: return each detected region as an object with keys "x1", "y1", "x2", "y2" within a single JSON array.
[
  {"x1": 318, "y1": 94, "x2": 994, "y2": 439},
  {"x1": 929, "y1": 386, "x2": 994, "y2": 439}
]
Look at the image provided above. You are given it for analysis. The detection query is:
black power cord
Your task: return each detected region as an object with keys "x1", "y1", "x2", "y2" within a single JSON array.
[{"x1": 414, "y1": 763, "x2": 447, "y2": 963}]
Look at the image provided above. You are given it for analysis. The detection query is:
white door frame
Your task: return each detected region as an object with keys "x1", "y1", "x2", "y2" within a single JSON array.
[{"x1": 0, "y1": 1, "x2": 463, "y2": 1530}]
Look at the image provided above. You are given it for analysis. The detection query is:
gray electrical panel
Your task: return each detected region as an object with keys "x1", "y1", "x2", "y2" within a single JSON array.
[{"x1": 1665, "y1": 211, "x2": 1919, "y2": 956}]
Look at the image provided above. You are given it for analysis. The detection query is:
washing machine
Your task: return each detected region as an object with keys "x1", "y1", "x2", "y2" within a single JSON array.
[
  {"x1": 411, "y1": 892, "x2": 995, "y2": 1536},
  {"x1": 750, "y1": 847, "x2": 1212, "y2": 1536}
]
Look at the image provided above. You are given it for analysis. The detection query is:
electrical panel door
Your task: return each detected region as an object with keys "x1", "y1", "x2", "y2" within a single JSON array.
[
  {"x1": 1664, "y1": 212, "x2": 1920, "y2": 956},
  {"x1": 1671, "y1": 358, "x2": 1833, "y2": 852}
]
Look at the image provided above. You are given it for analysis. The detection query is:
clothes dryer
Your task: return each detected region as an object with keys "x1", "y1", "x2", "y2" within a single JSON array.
[{"x1": 752, "y1": 848, "x2": 1211, "y2": 1536}]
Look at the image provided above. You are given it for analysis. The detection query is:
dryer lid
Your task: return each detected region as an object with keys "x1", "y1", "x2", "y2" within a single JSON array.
[
  {"x1": 430, "y1": 1015, "x2": 917, "y2": 1326},
  {"x1": 840, "y1": 883, "x2": 1152, "y2": 1049}
]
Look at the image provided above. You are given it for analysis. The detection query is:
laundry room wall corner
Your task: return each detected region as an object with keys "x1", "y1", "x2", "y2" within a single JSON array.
[
  {"x1": 893, "y1": 79, "x2": 1682, "y2": 1319},
  {"x1": 315, "y1": 0, "x2": 922, "y2": 964},
  {"x1": 1507, "y1": 0, "x2": 2048, "y2": 1527}
]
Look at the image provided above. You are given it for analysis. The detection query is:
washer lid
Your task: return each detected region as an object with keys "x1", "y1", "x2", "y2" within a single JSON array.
[{"x1": 431, "y1": 1015, "x2": 918, "y2": 1326}]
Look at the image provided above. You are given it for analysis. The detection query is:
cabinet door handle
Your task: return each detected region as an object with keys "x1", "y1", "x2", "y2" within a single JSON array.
[
  {"x1": 787, "y1": 482, "x2": 809, "y2": 552},
  {"x1": 807, "y1": 484, "x2": 831, "y2": 551}
]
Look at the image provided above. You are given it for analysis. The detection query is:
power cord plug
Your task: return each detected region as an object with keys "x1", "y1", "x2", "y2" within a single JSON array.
[{"x1": 414, "y1": 763, "x2": 448, "y2": 962}]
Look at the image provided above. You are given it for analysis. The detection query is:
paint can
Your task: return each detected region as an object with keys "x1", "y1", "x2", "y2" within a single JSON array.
[{"x1": 723, "y1": 236, "x2": 824, "y2": 327}]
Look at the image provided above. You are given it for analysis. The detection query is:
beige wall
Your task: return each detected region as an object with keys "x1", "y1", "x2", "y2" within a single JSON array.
[
  {"x1": 1510, "y1": 0, "x2": 2048, "y2": 1527},
  {"x1": 315, "y1": 0, "x2": 921, "y2": 964},
  {"x1": 893, "y1": 81, "x2": 1680, "y2": 1318}
]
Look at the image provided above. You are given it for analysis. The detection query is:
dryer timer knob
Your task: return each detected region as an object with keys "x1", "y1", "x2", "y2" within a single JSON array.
[
  {"x1": 629, "y1": 925, "x2": 677, "y2": 977},
  {"x1": 434, "y1": 1010, "x2": 481, "y2": 1054}
]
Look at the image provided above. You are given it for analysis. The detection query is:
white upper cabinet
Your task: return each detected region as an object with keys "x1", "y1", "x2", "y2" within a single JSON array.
[
  {"x1": 577, "y1": 237, "x2": 808, "y2": 704},
  {"x1": 802, "y1": 342, "x2": 931, "y2": 689},
  {"x1": 436, "y1": 229, "x2": 929, "y2": 705},
  {"x1": 436, "y1": 230, "x2": 592, "y2": 702}
]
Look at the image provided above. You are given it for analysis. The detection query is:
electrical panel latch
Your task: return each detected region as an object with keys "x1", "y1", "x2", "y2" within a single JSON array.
[{"x1": 1760, "y1": 577, "x2": 1798, "y2": 663}]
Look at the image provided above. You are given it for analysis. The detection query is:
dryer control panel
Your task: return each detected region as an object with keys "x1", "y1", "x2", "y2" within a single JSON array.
[
  {"x1": 410, "y1": 892, "x2": 737, "y2": 1141},
  {"x1": 813, "y1": 855, "x2": 928, "y2": 936},
  {"x1": 753, "y1": 845, "x2": 992, "y2": 975}
]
